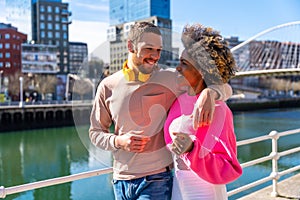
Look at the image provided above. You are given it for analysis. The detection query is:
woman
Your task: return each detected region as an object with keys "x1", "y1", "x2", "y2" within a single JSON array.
[{"x1": 164, "y1": 24, "x2": 242, "y2": 200}]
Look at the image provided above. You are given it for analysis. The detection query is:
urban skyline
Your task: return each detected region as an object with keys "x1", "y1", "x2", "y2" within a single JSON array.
[{"x1": 1, "y1": 0, "x2": 300, "y2": 55}]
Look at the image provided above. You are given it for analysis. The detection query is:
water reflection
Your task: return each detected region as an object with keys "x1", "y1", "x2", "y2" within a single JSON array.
[
  {"x1": 0, "y1": 126, "x2": 114, "y2": 200},
  {"x1": 0, "y1": 108, "x2": 299, "y2": 200}
]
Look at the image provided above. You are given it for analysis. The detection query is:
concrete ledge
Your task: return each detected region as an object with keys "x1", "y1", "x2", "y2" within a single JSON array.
[{"x1": 239, "y1": 173, "x2": 300, "y2": 200}]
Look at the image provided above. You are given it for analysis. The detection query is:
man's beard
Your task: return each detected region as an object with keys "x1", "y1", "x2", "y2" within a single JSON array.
[{"x1": 134, "y1": 59, "x2": 157, "y2": 74}]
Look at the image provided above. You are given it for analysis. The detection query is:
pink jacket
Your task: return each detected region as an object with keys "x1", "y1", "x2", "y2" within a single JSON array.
[{"x1": 164, "y1": 92, "x2": 242, "y2": 184}]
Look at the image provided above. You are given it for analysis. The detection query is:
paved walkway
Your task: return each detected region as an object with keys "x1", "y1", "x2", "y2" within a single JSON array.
[{"x1": 238, "y1": 173, "x2": 300, "y2": 200}]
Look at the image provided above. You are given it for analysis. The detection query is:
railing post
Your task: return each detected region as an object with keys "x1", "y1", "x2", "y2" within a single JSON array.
[
  {"x1": 269, "y1": 130, "x2": 280, "y2": 197},
  {"x1": 0, "y1": 186, "x2": 6, "y2": 198},
  {"x1": 19, "y1": 77, "x2": 24, "y2": 108}
]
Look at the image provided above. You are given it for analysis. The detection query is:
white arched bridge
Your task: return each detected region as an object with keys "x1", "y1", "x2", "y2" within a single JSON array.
[{"x1": 231, "y1": 21, "x2": 300, "y2": 78}]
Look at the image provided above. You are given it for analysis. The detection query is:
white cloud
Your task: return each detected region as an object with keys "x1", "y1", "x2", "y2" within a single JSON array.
[
  {"x1": 73, "y1": 2, "x2": 108, "y2": 12},
  {"x1": 69, "y1": 19, "x2": 109, "y2": 54},
  {"x1": 0, "y1": 0, "x2": 6, "y2": 22}
]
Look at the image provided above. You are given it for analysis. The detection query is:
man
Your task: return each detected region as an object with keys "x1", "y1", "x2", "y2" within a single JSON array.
[{"x1": 89, "y1": 21, "x2": 232, "y2": 200}]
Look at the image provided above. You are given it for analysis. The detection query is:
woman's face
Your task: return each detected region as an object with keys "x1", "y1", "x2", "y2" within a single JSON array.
[{"x1": 176, "y1": 50, "x2": 203, "y2": 88}]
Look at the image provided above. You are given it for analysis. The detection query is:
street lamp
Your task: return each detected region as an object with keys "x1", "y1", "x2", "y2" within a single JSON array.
[
  {"x1": 19, "y1": 77, "x2": 24, "y2": 107},
  {"x1": 0, "y1": 70, "x2": 3, "y2": 93},
  {"x1": 65, "y1": 74, "x2": 70, "y2": 101},
  {"x1": 92, "y1": 78, "x2": 96, "y2": 99}
]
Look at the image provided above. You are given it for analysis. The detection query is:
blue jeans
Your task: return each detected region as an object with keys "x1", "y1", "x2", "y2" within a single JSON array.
[{"x1": 112, "y1": 170, "x2": 173, "y2": 200}]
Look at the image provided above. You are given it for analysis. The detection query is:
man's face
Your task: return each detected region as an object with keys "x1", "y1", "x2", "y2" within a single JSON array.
[{"x1": 132, "y1": 32, "x2": 162, "y2": 74}]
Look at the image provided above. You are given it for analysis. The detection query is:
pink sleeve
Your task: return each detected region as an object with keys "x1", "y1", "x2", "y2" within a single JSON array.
[{"x1": 182, "y1": 102, "x2": 242, "y2": 184}]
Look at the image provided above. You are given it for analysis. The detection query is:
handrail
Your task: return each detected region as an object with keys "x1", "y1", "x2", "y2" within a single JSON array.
[
  {"x1": 227, "y1": 128, "x2": 300, "y2": 197},
  {"x1": 1, "y1": 128, "x2": 300, "y2": 199},
  {"x1": 0, "y1": 168, "x2": 113, "y2": 198}
]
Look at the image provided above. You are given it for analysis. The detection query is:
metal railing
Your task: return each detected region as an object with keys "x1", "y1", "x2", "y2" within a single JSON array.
[
  {"x1": 228, "y1": 128, "x2": 300, "y2": 197},
  {"x1": 0, "y1": 168, "x2": 113, "y2": 198},
  {"x1": 1, "y1": 128, "x2": 300, "y2": 199}
]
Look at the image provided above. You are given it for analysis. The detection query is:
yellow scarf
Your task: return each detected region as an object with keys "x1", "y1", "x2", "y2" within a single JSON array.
[{"x1": 122, "y1": 60, "x2": 151, "y2": 82}]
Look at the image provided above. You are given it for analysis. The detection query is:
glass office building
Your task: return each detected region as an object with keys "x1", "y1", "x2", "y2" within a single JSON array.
[
  {"x1": 109, "y1": 0, "x2": 170, "y2": 25},
  {"x1": 32, "y1": 0, "x2": 72, "y2": 74}
]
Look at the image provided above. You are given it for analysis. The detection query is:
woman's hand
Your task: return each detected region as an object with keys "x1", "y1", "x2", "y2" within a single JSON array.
[
  {"x1": 171, "y1": 132, "x2": 193, "y2": 155},
  {"x1": 192, "y1": 88, "x2": 216, "y2": 129}
]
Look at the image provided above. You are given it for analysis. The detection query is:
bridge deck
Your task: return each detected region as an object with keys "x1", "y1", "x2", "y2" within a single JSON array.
[{"x1": 239, "y1": 173, "x2": 300, "y2": 200}]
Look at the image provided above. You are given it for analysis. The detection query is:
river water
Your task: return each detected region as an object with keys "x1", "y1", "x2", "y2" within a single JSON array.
[{"x1": 0, "y1": 108, "x2": 300, "y2": 200}]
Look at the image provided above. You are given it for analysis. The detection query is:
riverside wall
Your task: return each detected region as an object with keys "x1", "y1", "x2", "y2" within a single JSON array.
[
  {"x1": 0, "y1": 102, "x2": 92, "y2": 132},
  {"x1": 0, "y1": 97, "x2": 299, "y2": 132},
  {"x1": 228, "y1": 97, "x2": 300, "y2": 112}
]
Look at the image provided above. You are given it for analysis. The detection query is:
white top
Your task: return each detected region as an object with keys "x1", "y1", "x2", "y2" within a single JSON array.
[{"x1": 172, "y1": 156, "x2": 228, "y2": 200}]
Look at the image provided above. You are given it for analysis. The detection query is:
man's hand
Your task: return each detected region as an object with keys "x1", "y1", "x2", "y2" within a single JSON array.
[
  {"x1": 171, "y1": 132, "x2": 193, "y2": 155},
  {"x1": 192, "y1": 88, "x2": 217, "y2": 129},
  {"x1": 115, "y1": 131, "x2": 150, "y2": 152}
]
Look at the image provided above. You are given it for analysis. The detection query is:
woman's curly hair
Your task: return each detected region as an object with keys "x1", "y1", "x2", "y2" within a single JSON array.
[{"x1": 181, "y1": 23, "x2": 237, "y2": 85}]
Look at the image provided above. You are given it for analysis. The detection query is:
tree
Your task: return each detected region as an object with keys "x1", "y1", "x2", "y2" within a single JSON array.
[
  {"x1": 71, "y1": 76, "x2": 93, "y2": 101},
  {"x1": 34, "y1": 75, "x2": 57, "y2": 100},
  {"x1": 88, "y1": 57, "x2": 104, "y2": 79},
  {"x1": 7, "y1": 71, "x2": 30, "y2": 101}
]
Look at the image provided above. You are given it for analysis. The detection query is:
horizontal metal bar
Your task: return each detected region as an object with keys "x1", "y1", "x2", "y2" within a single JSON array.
[
  {"x1": 237, "y1": 135, "x2": 271, "y2": 146},
  {"x1": 278, "y1": 128, "x2": 300, "y2": 137},
  {"x1": 241, "y1": 154, "x2": 273, "y2": 168},
  {"x1": 279, "y1": 165, "x2": 300, "y2": 177},
  {"x1": 279, "y1": 146, "x2": 300, "y2": 157},
  {"x1": 0, "y1": 168, "x2": 113, "y2": 198},
  {"x1": 228, "y1": 175, "x2": 273, "y2": 196}
]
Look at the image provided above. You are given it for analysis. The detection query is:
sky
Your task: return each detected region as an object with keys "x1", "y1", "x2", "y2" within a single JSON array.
[
  {"x1": 66, "y1": 0, "x2": 300, "y2": 55},
  {"x1": 1, "y1": 0, "x2": 300, "y2": 57}
]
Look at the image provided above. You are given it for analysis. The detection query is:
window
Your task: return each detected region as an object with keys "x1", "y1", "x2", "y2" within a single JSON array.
[
  {"x1": 5, "y1": 34, "x2": 10, "y2": 39},
  {"x1": 63, "y1": 32, "x2": 67, "y2": 39},
  {"x1": 47, "y1": 6, "x2": 52, "y2": 12},
  {"x1": 48, "y1": 23, "x2": 53, "y2": 30},
  {"x1": 48, "y1": 32, "x2": 53, "y2": 38},
  {"x1": 5, "y1": 43, "x2": 10, "y2": 49},
  {"x1": 0, "y1": 44, "x2": 3, "y2": 49},
  {"x1": 55, "y1": 24, "x2": 60, "y2": 30},
  {"x1": 55, "y1": 15, "x2": 60, "y2": 21},
  {"x1": 40, "y1": 5, "x2": 45, "y2": 12},
  {"x1": 0, "y1": 53, "x2": 2, "y2": 58},
  {"x1": 5, "y1": 52, "x2": 10, "y2": 58},
  {"x1": 62, "y1": 24, "x2": 67, "y2": 31},
  {"x1": 55, "y1": 6, "x2": 60, "y2": 13},
  {"x1": 41, "y1": 31, "x2": 45, "y2": 38},
  {"x1": 40, "y1": 22, "x2": 45, "y2": 29},
  {"x1": 48, "y1": 15, "x2": 53, "y2": 21},
  {"x1": 5, "y1": 62, "x2": 11, "y2": 68}
]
